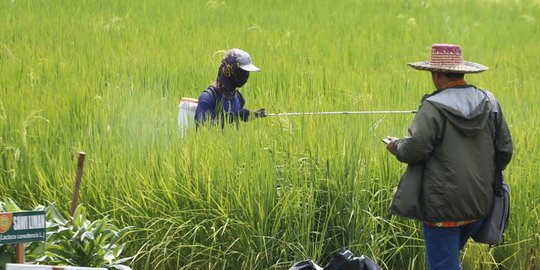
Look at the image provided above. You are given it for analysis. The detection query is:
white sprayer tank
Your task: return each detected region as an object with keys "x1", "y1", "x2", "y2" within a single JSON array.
[{"x1": 178, "y1": 97, "x2": 198, "y2": 136}]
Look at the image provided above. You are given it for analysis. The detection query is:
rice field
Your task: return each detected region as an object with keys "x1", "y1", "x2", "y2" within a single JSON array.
[{"x1": 1, "y1": 0, "x2": 539, "y2": 269}]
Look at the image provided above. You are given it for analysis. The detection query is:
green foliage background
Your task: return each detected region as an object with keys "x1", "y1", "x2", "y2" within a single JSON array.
[{"x1": 1, "y1": 0, "x2": 539, "y2": 269}]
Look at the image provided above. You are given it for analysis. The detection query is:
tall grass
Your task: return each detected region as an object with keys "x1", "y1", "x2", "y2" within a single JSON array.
[{"x1": 1, "y1": 0, "x2": 539, "y2": 269}]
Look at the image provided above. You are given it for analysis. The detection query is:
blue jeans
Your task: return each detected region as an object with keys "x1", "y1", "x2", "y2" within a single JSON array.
[{"x1": 422, "y1": 219, "x2": 484, "y2": 270}]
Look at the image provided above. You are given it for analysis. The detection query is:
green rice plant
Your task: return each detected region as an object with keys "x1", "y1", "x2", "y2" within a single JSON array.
[{"x1": 1, "y1": 0, "x2": 539, "y2": 269}]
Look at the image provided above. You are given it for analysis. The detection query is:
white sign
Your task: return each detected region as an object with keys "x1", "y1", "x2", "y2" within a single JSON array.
[{"x1": 6, "y1": 264, "x2": 106, "y2": 270}]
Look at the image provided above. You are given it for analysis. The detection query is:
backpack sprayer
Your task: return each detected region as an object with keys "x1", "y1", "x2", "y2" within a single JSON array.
[{"x1": 178, "y1": 97, "x2": 416, "y2": 134}]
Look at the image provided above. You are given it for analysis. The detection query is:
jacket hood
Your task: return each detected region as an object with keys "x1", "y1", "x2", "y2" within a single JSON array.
[{"x1": 426, "y1": 86, "x2": 490, "y2": 137}]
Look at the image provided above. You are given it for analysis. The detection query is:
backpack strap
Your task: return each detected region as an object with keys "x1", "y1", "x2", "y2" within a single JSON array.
[
  {"x1": 200, "y1": 86, "x2": 223, "y2": 127},
  {"x1": 237, "y1": 90, "x2": 246, "y2": 107},
  {"x1": 204, "y1": 86, "x2": 217, "y2": 105}
]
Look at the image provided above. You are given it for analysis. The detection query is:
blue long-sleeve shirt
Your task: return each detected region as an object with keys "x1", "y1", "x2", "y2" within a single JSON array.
[{"x1": 194, "y1": 86, "x2": 247, "y2": 127}]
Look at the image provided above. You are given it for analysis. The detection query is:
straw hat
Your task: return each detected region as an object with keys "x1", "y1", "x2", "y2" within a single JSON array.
[{"x1": 408, "y1": 44, "x2": 488, "y2": 73}]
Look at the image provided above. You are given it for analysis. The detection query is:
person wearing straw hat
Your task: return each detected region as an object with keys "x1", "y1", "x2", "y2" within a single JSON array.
[
  {"x1": 384, "y1": 44, "x2": 513, "y2": 270},
  {"x1": 195, "y1": 48, "x2": 266, "y2": 129}
]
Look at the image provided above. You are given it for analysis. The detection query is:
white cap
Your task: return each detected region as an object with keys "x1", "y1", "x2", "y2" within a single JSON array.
[{"x1": 231, "y1": 48, "x2": 260, "y2": 72}]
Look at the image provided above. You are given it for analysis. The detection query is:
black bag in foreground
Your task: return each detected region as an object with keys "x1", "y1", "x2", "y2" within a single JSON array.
[
  {"x1": 288, "y1": 249, "x2": 380, "y2": 270},
  {"x1": 323, "y1": 249, "x2": 380, "y2": 270},
  {"x1": 288, "y1": 260, "x2": 323, "y2": 270}
]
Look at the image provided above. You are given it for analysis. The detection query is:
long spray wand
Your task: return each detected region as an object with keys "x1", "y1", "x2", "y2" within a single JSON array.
[{"x1": 266, "y1": 110, "x2": 416, "y2": 117}]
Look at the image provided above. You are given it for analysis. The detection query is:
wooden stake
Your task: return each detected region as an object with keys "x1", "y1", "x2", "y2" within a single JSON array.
[
  {"x1": 70, "y1": 152, "x2": 86, "y2": 216},
  {"x1": 15, "y1": 243, "x2": 25, "y2": 263}
]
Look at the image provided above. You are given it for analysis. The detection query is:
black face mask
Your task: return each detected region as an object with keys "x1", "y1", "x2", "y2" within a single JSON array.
[
  {"x1": 216, "y1": 63, "x2": 250, "y2": 96},
  {"x1": 232, "y1": 69, "x2": 249, "y2": 88}
]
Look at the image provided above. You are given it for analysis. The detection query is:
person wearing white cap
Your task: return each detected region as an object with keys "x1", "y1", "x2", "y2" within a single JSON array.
[
  {"x1": 384, "y1": 44, "x2": 513, "y2": 270},
  {"x1": 195, "y1": 48, "x2": 265, "y2": 129}
]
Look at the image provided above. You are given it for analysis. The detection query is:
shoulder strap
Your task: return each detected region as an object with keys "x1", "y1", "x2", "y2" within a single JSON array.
[
  {"x1": 236, "y1": 90, "x2": 246, "y2": 107},
  {"x1": 480, "y1": 89, "x2": 504, "y2": 191},
  {"x1": 203, "y1": 86, "x2": 227, "y2": 128},
  {"x1": 204, "y1": 86, "x2": 224, "y2": 112},
  {"x1": 204, "y1": 86, "x2": 217, "y2": 104},
  {"x1": 482, "y1": 89, "x2": 500, "y2": 114}
]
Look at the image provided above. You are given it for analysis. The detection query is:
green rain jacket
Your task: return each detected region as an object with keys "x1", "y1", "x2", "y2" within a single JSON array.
[{"x1": 389, "y1": 85, "x2": 513, "y2": 222}]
